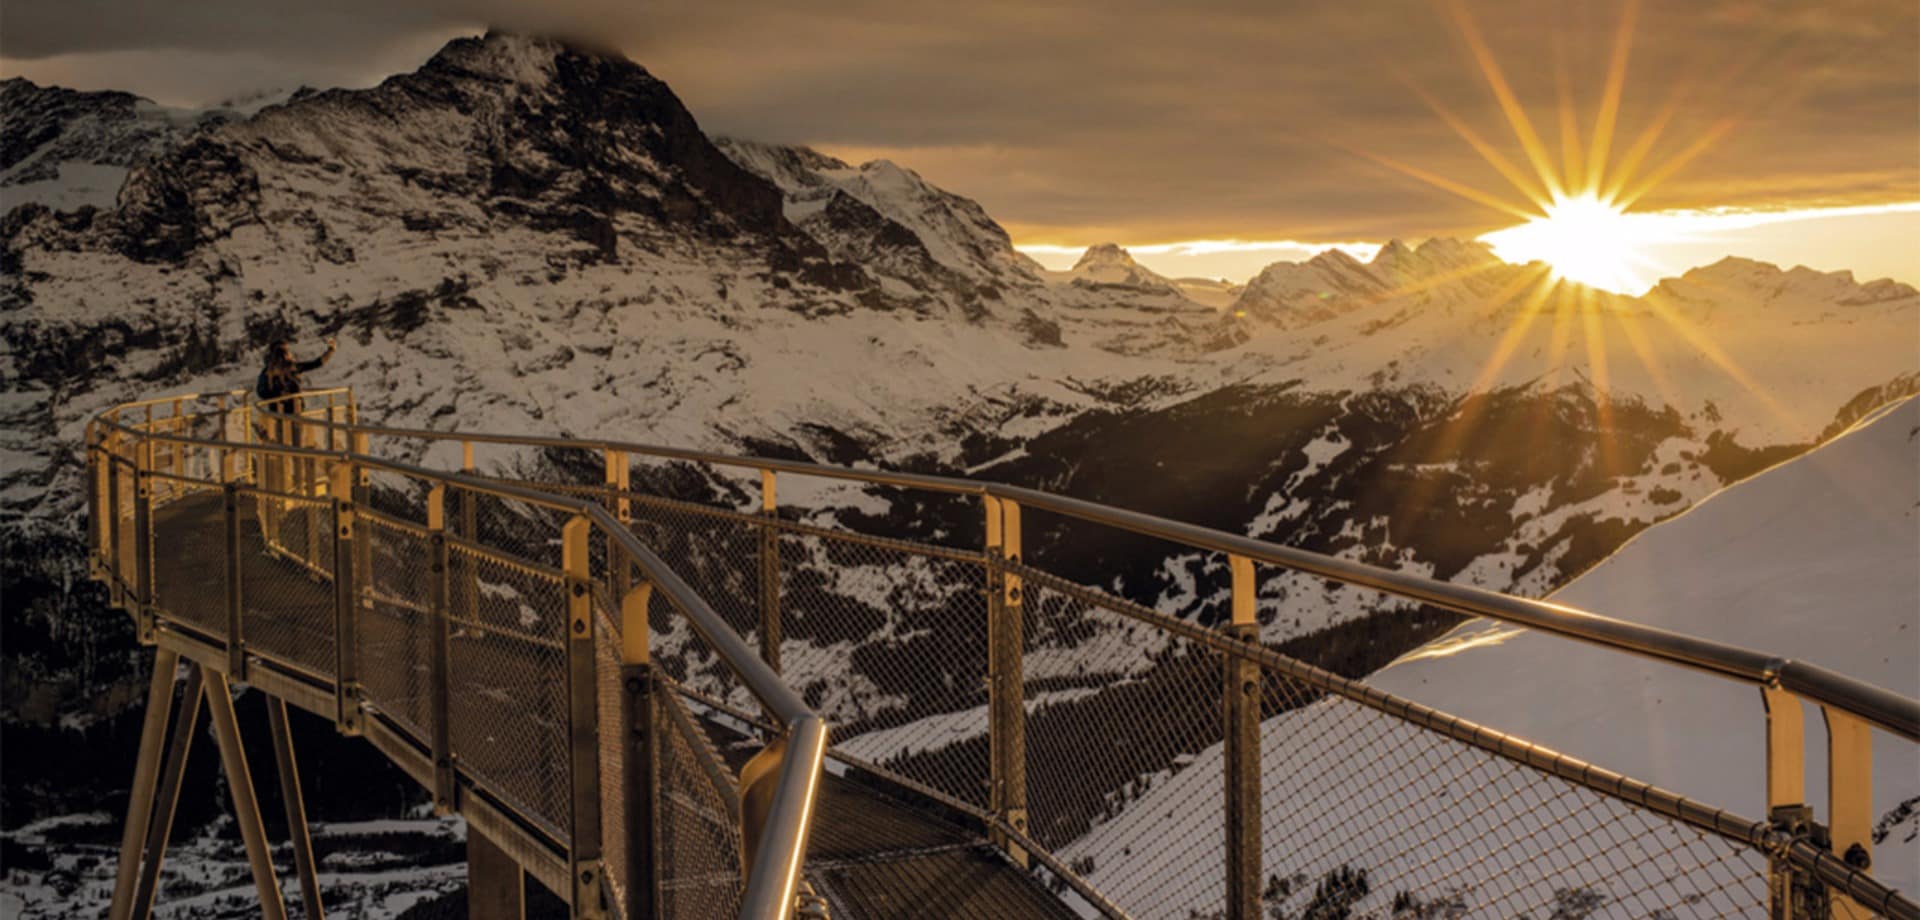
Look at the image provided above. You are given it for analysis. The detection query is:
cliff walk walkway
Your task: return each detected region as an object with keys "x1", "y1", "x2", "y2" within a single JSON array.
[{"x1": 87, "y1": 388, "x2": 1920, "y2": 920}]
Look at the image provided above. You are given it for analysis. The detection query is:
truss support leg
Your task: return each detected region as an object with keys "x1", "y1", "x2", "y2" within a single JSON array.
[
  {"x1": 203, "y1": 669, "x2": 290, "y2": 920},
  {"x1": 110, "y1": 649, "x2": 181, "y2": 920},
  {"x1": 268, "y1": 698, "x2": 325, "y2": 919},
  {"x1": 130, "y1": 664, "x2": 207, "y2": 920},
  {"x1": 469, "y1": 829, "x2": 527, "y2": 920}
]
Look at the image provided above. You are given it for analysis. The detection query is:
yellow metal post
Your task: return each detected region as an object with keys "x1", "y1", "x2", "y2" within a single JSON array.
[
  {"x1": 1224, "y1": 555, "x2": 1261, "y2": 920},
  {"x1": 561, "y1": 515, "x2": 604, "y2": 918},
  {"x1": 426, "y1": 485, "x2": 454, "y2": 810},
  {"x1": 986, "y1": 496, "x2": 1029, "y2": 866},
  {"x1": 1826, "y1": 707, "x2": 1873, "y2": 919},
  {"x1": 759, "y1": 468, "x2": 782, "y2": 673}
]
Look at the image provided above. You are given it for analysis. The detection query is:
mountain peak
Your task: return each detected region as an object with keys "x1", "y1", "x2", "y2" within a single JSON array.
[{"x1": 1072, "y1": 242, "x2": 1138, "y2": 271}]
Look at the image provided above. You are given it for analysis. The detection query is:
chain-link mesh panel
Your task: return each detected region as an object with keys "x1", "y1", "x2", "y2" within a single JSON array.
[
  {"x1": 446, "y1": 540, "x2": 572, "y2": 838},
  {"x1": 597, "y1": 594, "x2": 631, "y2": 916},
  {"x1": 114, "y1": 453, "x2": 138, "y2": 596},
  {"x1": 1244, "y1": 673, "x2": 1767, "y2": 920},
  {"x1": 243, "y1": 490, "x2": 338, "y2": 677},
  {"x1": 656, "y1": 681, "x2": 745, "y2": 920},
  {"x1": 357, "y1": 513, "x2": 436, "y2": 743},
  {"x1": 148, "y1": 481, "x2": 229, "y2": 637},
  {"x1": 1012, "y1": 565, "x2": 1775, "y2": 920},
  {"x1": 1015, "y1": 573, "x2": 1228, "y2": 916},
  {"x1": 625, "y1": 494, "x2": 763, "y2": 648},
  {"x1": 775, "y1": 522, "x2": 993, "y2": 813}
]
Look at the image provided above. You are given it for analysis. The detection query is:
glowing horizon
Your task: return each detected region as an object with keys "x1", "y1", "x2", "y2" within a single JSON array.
[{"x1": 1014, "y1": 200, "x2": 1920, "y2": 293}]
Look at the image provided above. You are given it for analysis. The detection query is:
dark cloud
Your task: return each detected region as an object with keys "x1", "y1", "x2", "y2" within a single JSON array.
[{"x1": 4, "y1": 0, "x2": 1914, "y2": 241}]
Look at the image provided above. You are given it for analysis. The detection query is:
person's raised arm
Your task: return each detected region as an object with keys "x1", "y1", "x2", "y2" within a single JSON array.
[{"x1": 296, "y1": 337, "x2": 337, "y2": 372}]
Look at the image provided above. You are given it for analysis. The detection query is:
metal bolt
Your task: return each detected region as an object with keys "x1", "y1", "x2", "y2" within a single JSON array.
[
  {"x1": 573, "y1": 618, "x2": 586, "y2": 635},
  {"x1": 1007, "y1": 587, "x2": 1021, "y2": 603},
  {"x1": 624, "y1": 677, "x2": 643, "y2": 694},
  {"x1": 1243, "y1": 680, "x2": 1257, "y2": 696},
  {"x1": 572, "y1": 583, "x2": 587, "y2": 597}
]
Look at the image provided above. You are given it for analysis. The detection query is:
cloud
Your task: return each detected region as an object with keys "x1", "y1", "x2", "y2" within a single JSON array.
[{"x1": 3, "y1": 0, "x2": 1913, "y2": 242}]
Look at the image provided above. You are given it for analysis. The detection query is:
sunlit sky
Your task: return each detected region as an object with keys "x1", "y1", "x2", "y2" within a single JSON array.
[{"x1": 4, "y1": 0, "x2": 1915, "y2": 292}]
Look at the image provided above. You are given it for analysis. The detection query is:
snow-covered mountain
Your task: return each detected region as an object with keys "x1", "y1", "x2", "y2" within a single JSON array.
[
  {"x1": 1060, "y1": 397, "x2": 1920, "y2": 917},
  {"x1": 0, "y1": 78, "x2": 284, "y2": 212},
  {"x1": 2, "y1": 33, "x2": 1917, "y2": 915}
]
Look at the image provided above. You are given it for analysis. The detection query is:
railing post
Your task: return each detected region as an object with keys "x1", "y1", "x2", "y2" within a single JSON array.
[
  {"x1": 1223, "y1": 555, "x2": 1262, "y2": 920},
  {"x1": 107, "y1": 439, "x2": 126, "y2": 607},
  {"x1": 1762, "y1": 684, "x2": 1827, "y2": 920},
  {"x1": 133, "y1": 436, "x2": 156, "y2": 640},
  {"x1": 225, "y1": 481, "x2": 245, "y2": 677},
  {"x1": 986, "y1": 496, "x2": 1029, "y2": 865},
  {"x1": 759, "y1": 468, "x2": 783, "y2": 673},
  {"x1": 331, "y1": 461, "x2": 362, "y2": 735},
  {"x1": 562, "y1": 514, "x2": 605, "y2": 918},
  {"x1": 426, "y1": 486, "x2": 455, "y2": 810},
  {"x1": 604, "y1": 450, "x2": 632, "y2": 602},
  {"x1": 1824, "y1": 707, "x2": 1873, "y2": 918},
  {"x1": 619, "y1": 580, "x2": 659, "y2": 920}
]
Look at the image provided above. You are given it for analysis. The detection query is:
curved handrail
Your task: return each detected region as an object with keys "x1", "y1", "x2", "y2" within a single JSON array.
[
  {"x1": 90, "y1": 391, "x2": 826, "y2": 920},
  {"x1": 251, "y1": 392, "x2": 1920, "y2": 743}
]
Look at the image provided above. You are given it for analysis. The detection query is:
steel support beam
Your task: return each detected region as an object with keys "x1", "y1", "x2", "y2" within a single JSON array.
[
  {"x1": 267, "y1": 699, "x2": 325, "y2": 920},
  {"x1": 469, "y1": 828, "x2": 527, "y2": 920},
  {"x1": 1223, "y1": 555, "x2": 1262, "y2": 920},
  {"x1": 109, "y1": 649, "x2": 181, "y2": 920},
  {"x1": 203, "y1": 669, "x2": 290, "y2": 920},
  {"x1": 130, "y1": 666, "x2": 205, "y2": 920}
]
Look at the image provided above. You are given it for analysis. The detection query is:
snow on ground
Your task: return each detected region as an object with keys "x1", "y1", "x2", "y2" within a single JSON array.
[
  {"x1": 0, "y1": 809, "x2": 466, "y2": 920},
  {"x1": 1059, "y1": 397, "x2": 1920, "y2": 917},
  {"x1": 1374, "y1": 395, "x2": 1920, "y2": 894}
]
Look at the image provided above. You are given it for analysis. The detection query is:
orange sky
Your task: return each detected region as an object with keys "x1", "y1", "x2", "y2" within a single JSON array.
[{"x1": 4, "y1": 0, "x2": 1915, "y2": 287}]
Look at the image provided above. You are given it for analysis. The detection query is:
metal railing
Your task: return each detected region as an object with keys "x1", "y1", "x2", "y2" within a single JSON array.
[
  {"x1": 89, "y1": 386, "x2": 1920, "y2": 920},
  {"x1": 88, "y1": 389, "x2": 827, "y2": 920}
]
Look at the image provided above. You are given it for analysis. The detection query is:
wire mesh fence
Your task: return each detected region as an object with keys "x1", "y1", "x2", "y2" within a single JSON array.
[
  {"x1": 775, "y1": 521, "x2": 994, "y2": 814},
  {"x1": 243, "y1": 489, "x2": 339, "y2": 677},
  {"x1": 655, "y1": 676, "x2": 746, "y2": 920},
  {"x1": 147, "y1": 478, "x2": 230, "y2": 638},
  {"x1": 1248, "y1": 676, "x2": 1766, "y2": 920},
  {"x1": 1015, "y1": 571, "x2": 1230, "y2": 916},
  {"x1": 446, "y1": 538, "x2": 573, "y2": 838},
  {"x1": 89, "y1": 394, "x2": 1920, "y2": 920},
  {"x1": 357, "y1": 512, "x2": 438, "y2": 743}
]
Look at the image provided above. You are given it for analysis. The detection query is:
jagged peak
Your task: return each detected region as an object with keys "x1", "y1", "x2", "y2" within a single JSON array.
[
  {"x1": 419, "y1": 32, "x2": 567, "y2": 85},
  {"x1": 1074, "y1": 242, "x2": 1138, "y2": 270}
]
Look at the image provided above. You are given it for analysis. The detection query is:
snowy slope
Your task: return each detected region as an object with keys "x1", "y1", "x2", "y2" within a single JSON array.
[
  {"x1": 0, "y1": 77, "x2": 256, "y2": 212},
  {"x1": 1374, "y1": 395, "x2": 1920, "y2": 892},
  {"x1": 1063, "y1": 398, "x2": 1920, "y2": 917}
]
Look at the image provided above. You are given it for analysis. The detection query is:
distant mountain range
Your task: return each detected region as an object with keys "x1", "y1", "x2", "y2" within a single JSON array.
[{"x1": 1, "y1": 32, "x2": 1916, "y2": 915}]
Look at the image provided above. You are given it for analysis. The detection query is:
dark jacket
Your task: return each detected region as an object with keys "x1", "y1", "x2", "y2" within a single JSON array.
[{"x1": 257, "y1": 355, "x2": 327, "y2": 402}]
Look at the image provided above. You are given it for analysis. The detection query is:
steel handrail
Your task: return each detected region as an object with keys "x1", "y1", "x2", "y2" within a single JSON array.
[
  {"x1": 95, "y1": 393, "x2": 826, "y2": 920},
  {"x1": 251, "y1": 392, "x2": 1920, "y2": 743}
]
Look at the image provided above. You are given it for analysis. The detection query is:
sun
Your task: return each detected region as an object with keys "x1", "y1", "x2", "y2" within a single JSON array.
[{"x1": 1480, "y1": 194, "x2": 1654, "y2": 294}]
